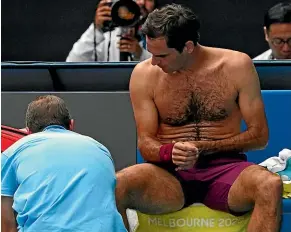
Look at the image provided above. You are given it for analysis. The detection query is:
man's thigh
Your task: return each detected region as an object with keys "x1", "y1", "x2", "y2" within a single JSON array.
[
  {"x1": 117, "y1": 163, "x2": 185, "y2": 214},
  {"x1": 201, "y1": 161, "x2": 254, "y2": 214},
  {"x1": 227, "y1": 164, "x2": 273, "y2": 213}
]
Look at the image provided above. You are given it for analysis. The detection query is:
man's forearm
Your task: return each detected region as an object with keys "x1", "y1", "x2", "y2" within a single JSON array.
[
  {"x1": 1, "y1": 222, "x2": 17, "y2": 232},
  {"x1": 1, "y1": 196, "x2": 18, "y2": 232},
  {"x1": 138, "y1": 136, "x2": 163, "y2": 162},
  {"x1": 195, "y1": 128, "x2": 268, "y2": 153},
  {"x1": 1, "y1": 213, "x2": 17, "y2": 232}
]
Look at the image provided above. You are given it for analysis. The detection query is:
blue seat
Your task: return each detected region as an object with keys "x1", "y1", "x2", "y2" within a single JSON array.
[
  {"x1": 246, "y1": 90, "x2": 291, "y2": 232},
  {"x1": 136, "y1": 90, "x2": 291, "y2": 231},
  {"x1": 245, "y1": 90, "x2": 291, "y2": 164}
]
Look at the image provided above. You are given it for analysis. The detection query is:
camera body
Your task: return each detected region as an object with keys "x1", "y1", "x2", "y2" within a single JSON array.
[{"x1": 102, "y1": 0, "x2": 141, "y2": 32}]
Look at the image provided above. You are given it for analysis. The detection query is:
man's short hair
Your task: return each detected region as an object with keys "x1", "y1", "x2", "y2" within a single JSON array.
[
  {"x1": 141, "y1": 3, "x2": 200, "y2": 52},
  {"x1": 25, "y1": 95, "x2": 71, "y2": 133},
  {"x1": 264, "y1": 1, "x2": 291, "y2": 30}
]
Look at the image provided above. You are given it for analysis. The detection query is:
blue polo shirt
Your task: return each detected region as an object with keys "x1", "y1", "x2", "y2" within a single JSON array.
[{"x1": 1, "y1": 125, "x2": 127, "y2": 232}]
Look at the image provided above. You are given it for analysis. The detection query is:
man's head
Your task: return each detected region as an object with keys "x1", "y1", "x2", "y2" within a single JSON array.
[
  {"x1": 141, "y1": 4, "x2": 200, "y2": 73},
  {"x1": 264, "y1": 2, "x2": 291, "y2": 59},
  {"x1": 25, "y1": 95, "x2": 73, "y2": 133}
]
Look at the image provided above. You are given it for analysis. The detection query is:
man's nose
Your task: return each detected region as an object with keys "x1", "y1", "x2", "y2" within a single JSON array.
[{"x1": 281, "y1": 42, "x2": 291, "y2": 52}]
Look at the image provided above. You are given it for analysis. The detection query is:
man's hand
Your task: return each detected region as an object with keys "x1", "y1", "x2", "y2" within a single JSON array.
[
  {"x1": 95, "y1": 0, "x2": 112, "y2": 29},
  {"x1": 118, "y1": 37, "x2": 142, "y2": 59},
  {"x1": 172, "y1": 141, "x2": 199, "y2": 171}
]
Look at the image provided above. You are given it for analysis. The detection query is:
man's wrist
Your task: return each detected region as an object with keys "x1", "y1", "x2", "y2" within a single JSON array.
[{"x1": 159, "y1": 143, "x2": 174, "y2": 162}]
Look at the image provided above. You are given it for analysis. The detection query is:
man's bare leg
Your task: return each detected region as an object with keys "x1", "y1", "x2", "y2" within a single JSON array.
[
  {"x1": 116, "y1": 163, "x2": 185, "y2": 229},
  {"x1": 228, "y1": 165, "x2": 282, "y2": 232}
]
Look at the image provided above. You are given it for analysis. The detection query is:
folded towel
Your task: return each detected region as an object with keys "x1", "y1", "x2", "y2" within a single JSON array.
[
  {"x1": 278, "y1": 157, "x2": 291, "y2": 181},
  {"x1": 127, "y1": 209, "x2": 139, "y2": 232},
  {"x1": 259, "y1": 149, "x2": 291, "y2": 173}
]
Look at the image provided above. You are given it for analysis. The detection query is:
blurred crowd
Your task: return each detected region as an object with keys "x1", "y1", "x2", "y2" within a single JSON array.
[{"x1": 66, "y1": 0, "x2": 291, "y2": 62}]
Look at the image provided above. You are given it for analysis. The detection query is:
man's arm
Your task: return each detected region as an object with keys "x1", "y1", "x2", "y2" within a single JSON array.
[
  {"x1": 1, "y1": 196, "x2": 17, "y2": 232},
  {"x1": 196, "y1": 54, "x2": 268, "y2": 152},
  {"x1": 66, "y1": 23, "x2": 105, "y2": 62},
  {"x1": 129, "y1": 63, "x2": 163, "y2": 162},
  {"x1": 2, "y1": 153, "x2": 19, "y2": 232}
]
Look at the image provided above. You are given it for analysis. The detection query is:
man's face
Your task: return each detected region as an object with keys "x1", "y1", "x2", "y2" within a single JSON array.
[
  {"x1": 265, "y1": 23, "x2": 291, "y2": 59},
  {"x1": 136, "y1": 0, "x2": 155, "y2": 17},
  {"x1": 146, "y1": 36, "x2": 187, "y2": 74}
]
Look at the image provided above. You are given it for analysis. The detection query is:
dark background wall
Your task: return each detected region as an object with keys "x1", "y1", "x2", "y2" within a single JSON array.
[{"x1": 1, "y1": 0, "x2": 286, "y2": 61}]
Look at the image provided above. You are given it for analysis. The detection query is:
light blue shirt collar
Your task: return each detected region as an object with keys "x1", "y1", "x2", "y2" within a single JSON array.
[{"x1": 43, "y1": 125, "x2": 66, "y2": 131}]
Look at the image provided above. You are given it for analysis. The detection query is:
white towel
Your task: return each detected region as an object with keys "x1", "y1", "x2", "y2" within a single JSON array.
[
  {"x1": 259, "y1": 149, "x2": 291, "y2": 173},
  {"x1": 126, "y1": 209, "x2": 139, "y2": 232}
]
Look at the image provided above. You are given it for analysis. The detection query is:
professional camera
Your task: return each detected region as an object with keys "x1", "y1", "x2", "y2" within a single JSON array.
[{"x1": 102, "y1": 0, "x2": 141, "y2": 32}]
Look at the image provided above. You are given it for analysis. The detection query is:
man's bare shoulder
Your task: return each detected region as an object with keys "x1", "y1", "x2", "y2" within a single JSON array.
[
  {"x1": 132, "y1": 58, "x2": 161, "y2": 81},
  {"x1": 213, "y1": 47, "x2": 253, "y2": 68},
  {"x1": 130, "y1": 58, "x2": 161, "y2": 94},
  {"x1": 203, "y1": 47, "x2": 252, "y2": 71},
  {"x1": 212, "y1": 48, "x2": 258, "y2": 87}
]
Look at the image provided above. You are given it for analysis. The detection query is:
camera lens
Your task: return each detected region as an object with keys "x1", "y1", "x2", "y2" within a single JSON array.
[{"x1": 111, "y1": 0, "x2": 141, "y2": 27}]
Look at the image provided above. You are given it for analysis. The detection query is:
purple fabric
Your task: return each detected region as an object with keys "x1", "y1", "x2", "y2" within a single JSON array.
[
  {"x1": 176, "y1": 155, "x2": 254, "y2": 214},
  {"x1": 152, "y1": 153, "x2": 254, "y2": 215}
]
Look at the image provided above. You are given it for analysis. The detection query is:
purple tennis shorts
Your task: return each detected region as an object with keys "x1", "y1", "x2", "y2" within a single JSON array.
[{"x1": 154, "y1": 152, "x2": 254, "y2": 215}]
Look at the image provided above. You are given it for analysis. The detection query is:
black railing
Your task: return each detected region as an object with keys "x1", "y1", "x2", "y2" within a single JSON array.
[{"x1": 1, "y1": 61, "x2": 291, "y2": 91}]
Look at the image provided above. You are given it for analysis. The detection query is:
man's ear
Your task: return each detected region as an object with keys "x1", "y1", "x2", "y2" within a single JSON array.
[
  {"x1": 184, "y1": 41, "x2": 195, "y2": 54},
  {"x1": 264, "y1": 27, "x2": 269, "y2": 42},
  {"x1": 69, "y1": 119, "x2": 74, "y2": 131}
]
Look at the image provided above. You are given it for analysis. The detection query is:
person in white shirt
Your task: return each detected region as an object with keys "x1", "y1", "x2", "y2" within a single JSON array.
[
  {"x1": 66, "y1": 0, "x2": 157, "y2": 62},
  {"x1": 254, "y1": 2, "x2": 291, "y2": 60}
]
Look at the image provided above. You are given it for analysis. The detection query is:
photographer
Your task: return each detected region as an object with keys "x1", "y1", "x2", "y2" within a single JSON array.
[{"x1": 66, "y1": 0, "x2": 157, "y2": 62}]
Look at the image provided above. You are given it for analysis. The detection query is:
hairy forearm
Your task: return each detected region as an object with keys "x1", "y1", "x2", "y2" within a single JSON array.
[
  {"x1": 195, "y1": 127, "x2": 268, "y2": 153},
  {"x1": 138, "y1": 136, "x2": 163, "y2": 162}
]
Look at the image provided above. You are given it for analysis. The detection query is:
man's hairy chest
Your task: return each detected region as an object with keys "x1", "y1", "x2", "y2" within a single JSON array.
[{"x1": 154, "y1": 72, "x2": 238, "y2": 126}]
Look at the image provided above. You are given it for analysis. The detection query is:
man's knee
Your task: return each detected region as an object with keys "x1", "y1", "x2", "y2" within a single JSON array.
[
  {"x1": 116, "y1": 167, "x2": 137, "y2": 203},
  {"x1": 116, "y1": 164, "x2": 149, "y2": 189},
  {"x1": 116, "y1": 165, "x2": 149, "y2": 203},
  {"x1": 256, "y1": 173, "x2": 283, "y2": 200},
  {"x1": 116, "y1": 163, "x2": 185, "y2": 212}
]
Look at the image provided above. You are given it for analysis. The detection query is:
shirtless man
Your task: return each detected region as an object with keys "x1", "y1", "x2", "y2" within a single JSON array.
[{"x1": 116, "y1": 4, "x2": 282, "y2": 232}]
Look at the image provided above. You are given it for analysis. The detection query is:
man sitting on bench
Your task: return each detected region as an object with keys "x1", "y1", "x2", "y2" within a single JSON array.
[{"x1": 116, "y1": 4, "x2": 282, "y2": 232}]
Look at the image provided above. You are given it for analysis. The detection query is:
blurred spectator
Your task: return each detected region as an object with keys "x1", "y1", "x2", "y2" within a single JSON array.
[
  {"x1": 254, "y1": 1, "x2": 291, "y2": 60},
  {"x1": 66, "y1": 0, "x2": 157, "y2": 62}
]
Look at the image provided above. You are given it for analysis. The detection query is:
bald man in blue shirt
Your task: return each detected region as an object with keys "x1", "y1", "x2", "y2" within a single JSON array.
[{"x1": 1, "y1": 95, "x2": 127, "y2": 232}]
